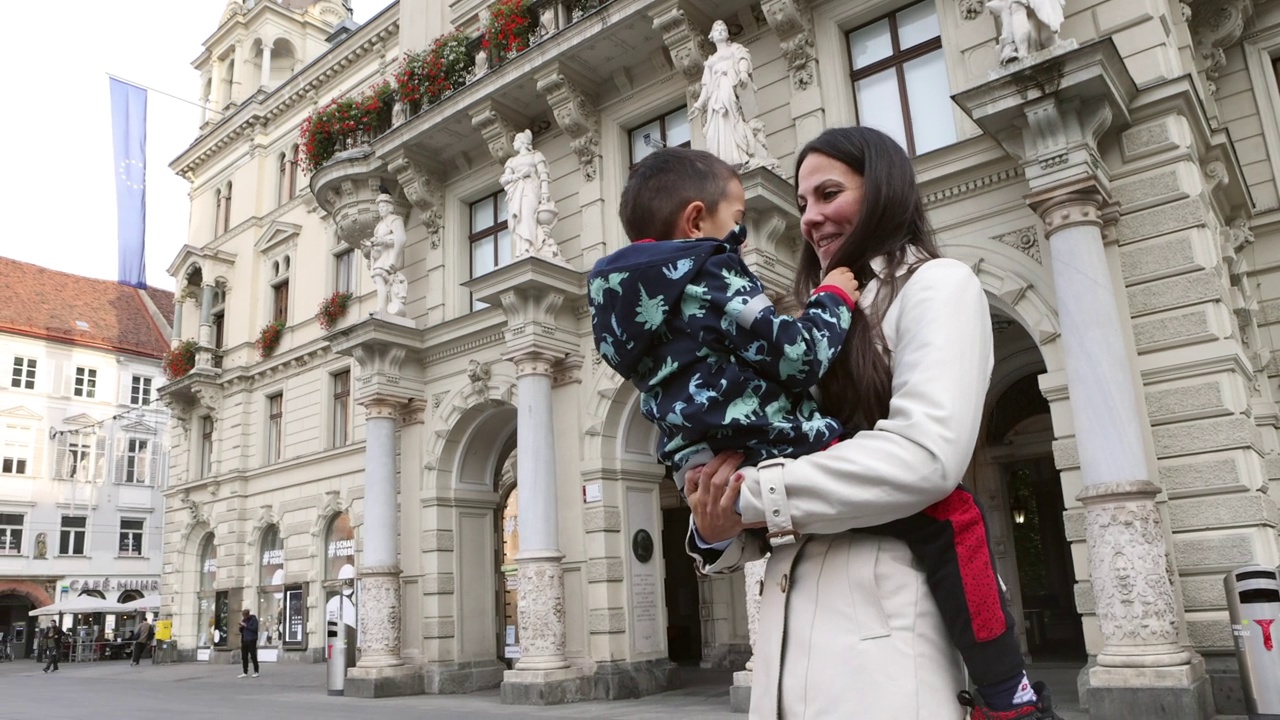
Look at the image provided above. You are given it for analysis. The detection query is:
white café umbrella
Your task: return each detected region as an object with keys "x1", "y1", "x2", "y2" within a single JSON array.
[{"x1": 29, "y1": 594, "x2": 133, "y2": 617}]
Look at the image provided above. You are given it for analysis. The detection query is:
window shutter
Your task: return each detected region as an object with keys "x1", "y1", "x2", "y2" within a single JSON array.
[
  {"x1": 149, "y1": 442, "x2": 164, "y2": 488},
  {"x1": 114, "y1": 435, "x2": 128, "y2": 484},
  {"x1": 53, "y1": 434, "x2": 68, "y2": 480},
  {"x1": 93, "y1": 433, "x2": 108, "y2": 483}
]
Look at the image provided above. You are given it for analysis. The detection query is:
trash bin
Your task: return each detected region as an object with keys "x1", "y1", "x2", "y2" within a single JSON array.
[{"x1": 1224, "y1": 565, "x2": 1280, "y2": 719}]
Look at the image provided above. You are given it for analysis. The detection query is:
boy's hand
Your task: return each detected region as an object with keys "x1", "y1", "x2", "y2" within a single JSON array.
[{"x1": 821, "y1": 267, "x2": 860, "y2": 302}]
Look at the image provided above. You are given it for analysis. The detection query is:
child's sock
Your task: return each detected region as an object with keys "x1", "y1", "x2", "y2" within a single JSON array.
[{"x1": 978, "y1": 671, "x2": 1036, "y2": 710}]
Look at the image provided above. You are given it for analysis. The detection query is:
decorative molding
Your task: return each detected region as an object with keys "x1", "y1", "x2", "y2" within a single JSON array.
[
  {"x1": 1189, "y1": 0, "x2": 1257, "y2": 95},
  {"x1": 536, "y1": 65, "x2": 601, "y2": 181},
  {"x1": 468, "y1": 101, "x2": 521, "y2": 164},
  {"x1": 762, "y1": 0, "x2": 817, "y2": 92},
  {"x1": 652, "y1": 2, "x2": 713, "y2": 104},
  {"x1": 398, "y1": 399, "x2": 427, "y2": 426},
  {"x1": 512, "y1": 351, "x2": 558, "y2": 378},
  {"x1": 386, "y1": 152, "x2": 445, "y2": 249},
  {"x1": 990, "y1": 225, "x2": 1043, "y2": 263},
  {"x1": 552, "y1": 355, "x2": 585, "y2": 386},
  {"x1": 421, "y1": 331, "x2": 506, "y2": 364},
  {"x1": 922, "y1": 166, "x2": 1024, "y2": 207}
]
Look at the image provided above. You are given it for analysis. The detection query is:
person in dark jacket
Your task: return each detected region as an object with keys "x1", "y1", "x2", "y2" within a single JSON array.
[
  {"x1": 588, "y1": 148, "x2": 861, "y2": 494},
  {"x1": 131, "y1": 617, "x2": 153, "y2": 666},
  {"x1": 42, "y1": 623, "x2": 64, "y2": 673},
  {"x1": 237, "y1": 609, "x2": 259, "y2": 678}
]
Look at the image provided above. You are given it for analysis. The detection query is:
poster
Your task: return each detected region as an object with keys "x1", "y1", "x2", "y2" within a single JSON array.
[{"x1": 283, "y1": 584, "x2": 306, "y2": 649}]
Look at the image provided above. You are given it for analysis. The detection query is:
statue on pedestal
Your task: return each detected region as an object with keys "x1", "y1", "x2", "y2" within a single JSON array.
[
  {"x1": 362, "y1": 194, "x2": 409, "y2": 317},
  {"x1": 690, "y1": 20, "x2": 779, "y2": 173},
  {"x1": 500, "y1": 130, "x2": 563, "y2": 261},
  {"x1": 986, "y1": 0, "x2": 1067, "y2": 64}
]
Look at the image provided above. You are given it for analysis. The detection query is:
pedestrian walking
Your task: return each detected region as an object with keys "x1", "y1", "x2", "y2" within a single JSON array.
[
  {"x1": 42, "y1": 623, "x2": 64, "y2": 673},
  {"x1": 237, "y1": 608, "x2": 259, "y2": 678},
  {"x1": 131, "y1": 617, "x2": 153, "y2": 666}
]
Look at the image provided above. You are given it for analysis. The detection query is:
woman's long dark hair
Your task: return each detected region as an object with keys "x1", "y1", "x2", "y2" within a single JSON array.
[{"x1": 793, "y1": 127, "x2": 941, "y2": 432}]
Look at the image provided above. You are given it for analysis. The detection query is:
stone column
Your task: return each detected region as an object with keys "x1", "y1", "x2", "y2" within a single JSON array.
[
  {"x1": 730, "y1": 558, "x2": 767, "y2": 713},
  {"x1": 955, "y1": 41, "x2": 1210, "y2": 719},
  {"x1": 327, "y1": 316, "x2": 425, "y2": 699},
  {"x1": 356, "y1": 396, "x2": 404, "y2": 669},
  {"x1": 171, "y1": 297, "x2": 185, "y2": 349},
  {"x1": 511, "y1": 351, "x2": 570, "y2": 672},
  {"x1": 463, "y1": 256, "x2": 591, "y2": 705},
  {"x1": 210, "y1": 58, "x2": 222, "y2": 110},
  {"x1": 196, "y1": 283, "x2": 216, "y2": 370},
  {"x1": 259, "y1": 43, "x2": 273, "y2": 89}
]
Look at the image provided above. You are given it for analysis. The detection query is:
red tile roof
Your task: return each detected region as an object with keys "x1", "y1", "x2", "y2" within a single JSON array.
[{"x1": 0, "y1": 257, "x2": 172, "y2": 359}]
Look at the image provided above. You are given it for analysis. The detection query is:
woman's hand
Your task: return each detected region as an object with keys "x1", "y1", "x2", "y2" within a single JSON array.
[{"x1": 686, "y1": 450, "x2": 759, "y2": 544}]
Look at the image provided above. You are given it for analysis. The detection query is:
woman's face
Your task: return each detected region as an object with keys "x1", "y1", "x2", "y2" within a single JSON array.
[
  {"x1": 797, "y1": 152, "x2": 865, "y2": 271},
  {"x1": 709, "y1": 22, "x2": 729, "y2": 43}
]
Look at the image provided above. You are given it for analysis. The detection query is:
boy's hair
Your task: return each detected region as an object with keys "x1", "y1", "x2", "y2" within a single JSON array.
[{"x1": 619, "y1": 147, "x2": 740, "y2": 242}]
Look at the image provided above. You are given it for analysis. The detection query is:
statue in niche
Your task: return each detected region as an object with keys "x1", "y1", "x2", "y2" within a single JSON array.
[
  {"x1": 500, "y1": 130, "x2": 563, "y2": 261},
  {"x1": 691, "y1": 20, "x2": 779, "y2": 173},
  {"x1": 361, "y1": 194, "x2": 409, "y2": 317},
  {"x1": 35, "y1": 532, "x2": 47, "y2": 559},
  {"x1": 986, "y1": 0, "x2": 1067, "y2": 64}
]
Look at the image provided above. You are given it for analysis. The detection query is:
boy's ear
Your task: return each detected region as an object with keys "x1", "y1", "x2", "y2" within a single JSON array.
[{"x1": 676, "y1": 201, "x2": 707, "y2": 239}]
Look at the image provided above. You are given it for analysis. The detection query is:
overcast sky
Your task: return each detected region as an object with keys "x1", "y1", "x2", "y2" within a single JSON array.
[{"x1": 2, "y1": 0, "x2": 389, "y2": 291}]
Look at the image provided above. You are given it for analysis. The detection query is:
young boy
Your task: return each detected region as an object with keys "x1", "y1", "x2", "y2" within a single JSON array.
[{"x1": 588, "y1": 148, "x2": 1060, "y2": 720}]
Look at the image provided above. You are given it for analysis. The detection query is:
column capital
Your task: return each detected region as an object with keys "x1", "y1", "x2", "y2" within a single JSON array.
[
  {"x1": 462, "y1": 255, "x2": 585, "y2": 358},
  {"x1": 328, "y1": 316, "x2": 424, "y2": 403},
  {"x1": 360, "y1": 396, "x2": 403, "y2": 419},
  {"x1": 510, "y1": 351, "x2": 558, "y2": 379},
  {"x1": 397, "y1": 399, "x2": 427, "y2": 426},
  {"x1": 761, "y1": 0, "x2": 817, "y2": 93}
]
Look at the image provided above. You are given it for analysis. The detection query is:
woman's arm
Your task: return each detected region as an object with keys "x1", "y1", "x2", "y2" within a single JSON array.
[{"x1": 734, "y1": 259, "x2": 994, "y2": 539}]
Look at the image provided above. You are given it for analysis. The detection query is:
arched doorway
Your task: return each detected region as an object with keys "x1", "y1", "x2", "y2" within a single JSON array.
[
  {"x1": 495, "y1": 448, "x2": 519, "y2": 666},
  {"x1": 0, "y1": 582, "x2": 43, "y2": 660},
  {"x1": 195, "y1": 532, "x2": 220, "y2": 658},
  {"x1": 258, "y1": 524, "x2": 284, "y2": 659},
  {"x1": 323, "y1": 512, "x2": 357, "y2": 668},
  {"x1": 978, "y1": 316, "x2": 1086, "y2": 664}
]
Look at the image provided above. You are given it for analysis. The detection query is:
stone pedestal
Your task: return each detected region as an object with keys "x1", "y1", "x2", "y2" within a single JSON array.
[
  {"x1": 730, "y1": 558, "x2": 767, "y2": 713},
  {"x1": 739, "y1": 167, "x2": 802, "y2": 307}
]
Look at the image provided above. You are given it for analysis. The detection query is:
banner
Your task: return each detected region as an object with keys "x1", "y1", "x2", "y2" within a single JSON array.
[{"x1": 110, "y1": 78, "x2": 147, "y2": 289}]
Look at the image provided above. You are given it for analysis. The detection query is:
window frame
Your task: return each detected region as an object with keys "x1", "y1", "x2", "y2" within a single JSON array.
[
  {"x1": 266, "y1": 393, "x2": 284, "y2": 463},
  {"x1": 73, "y1": 366, "x2": 98, "y2": 399},
  {"x1": 10, "y1": 357, "x2": 36, "y2": 390},
  {"x1": 200, "y1": 416, "x2": 215, "y2": 479},
  {"x1": 118, "y1": 517, "x2": 145, "y2": 557},
  {"x1": 628, "y1": 106, "x2": 693, "y2": 166},
  {"x1": 1, "y1": 425, "x2": 32, "y2": 476},
  {"x1": 59, "y1": 515, "x2": 88, "y2": 556},
  {"x1": 66, "y1": 440, "x2": 90, "y2": 479},
  {"x1": 333, "y1": 246, "x2": 355, "y2": 295},
  {"x1": 331, "y1": 370, "x2": 351, "y2": 448},
  {"x1": 845, "y1": 0, "x2": 950, "y2": 157},
  {"x1": 0, "y1": 513, "x2": 23, "y2": 555},
  {"x1": 130, "y1": 376, "x2": 154, "y2": 406},
  {"x1": 123, "y1": 437, "x2": 150, "y2": 484}
]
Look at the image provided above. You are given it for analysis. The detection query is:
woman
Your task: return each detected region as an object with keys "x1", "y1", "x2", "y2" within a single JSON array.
[
  {"x1": 685, "y1": 127, "x2": 992, "y2": 719},
  {"x1": 499, "y1": 129, "x2": 553, "y2": 259},
  {"x1": 690, "y1": 20, "x2": 756, "y2": 169}
]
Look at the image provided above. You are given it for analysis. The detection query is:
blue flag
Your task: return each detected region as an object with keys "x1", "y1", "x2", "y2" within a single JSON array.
[{"x1": 110, "y1": 78, "x2": 147, "y2": 289}]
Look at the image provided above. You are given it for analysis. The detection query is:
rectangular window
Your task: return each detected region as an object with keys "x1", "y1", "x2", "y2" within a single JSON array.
[
  {"x1": 0, "y1": 513, "x2": 23, "y2": 555},
  {"x1": 10, "y1": 357, "x2": 36, "y2": 390},
  {"x1": 74, "y1": 367, "x2": 98, "y2": 398},
  {"x1": 66, "y1": 441, "x2": 89, "y2": 479},
  {"x1": 335, "y1": 249, "x2": 354, "y2": 294},
  {"x1": 470, "y1": 192, "x2": 512, "y2": 308},
  {"x1": 200, "y1": 417, "x2": 215, "y2": 479},
  {"x1": 59, "y1": 515, "x2": 87, "y2": 556},
  {"x1": 267, "y1": 394, "x2": 283, "y2": 463},
  {"x1": 332, "y1": 371, "x2": 351, "y2": 447},
  {"x1": 119, "y1": 518, "x2": 145, "y2": 557},
  {"x1": 130, "y1": 376, "x2": 154, "y2": 406},
  {"x1": 273, "y1": 281, "x2": 290, "y2": 325},
  {"x1": 629, "y1": 107, "x2": 692, "y2": 165},
  {"x1": 124, "y1": 438, "x2": 150, "y2": 484},
  {"x1": 2, "y1": 426, "x2": 31, "y2": 475},
  {"x1": 847, "y1": 0, "x2": 956, "y2": 156},
  {"x1": 213, "y1": 311, "x2": 226, "y2": 349}
]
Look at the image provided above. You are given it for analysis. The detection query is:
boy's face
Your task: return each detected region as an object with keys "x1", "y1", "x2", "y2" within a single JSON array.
[{"x1": 699, "y1": 178, "x2": 746, "y2": 241}]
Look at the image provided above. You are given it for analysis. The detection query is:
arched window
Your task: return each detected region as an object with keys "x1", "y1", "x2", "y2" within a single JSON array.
[
  {"x1": 324, "y1": 513, "x2": 357, "y2": 659},
  {"x1": 213, "y1": 189, "x2": 224, "y2": 235},
  {"x1": 258, "y1": 524, "x2": 284, "y2": 648},
  {"x1": 278, "y1": 152, "x2": 290, "y2": 206},
  {"x1": 289, "y1": 144, "x2": 300, "y2": 194},
  {"x1": 197, "y1": 533, "x2": 217, "y2": 647},
  {"x1": 221, "y1": 182, "x2": 233, "y2": 234}
]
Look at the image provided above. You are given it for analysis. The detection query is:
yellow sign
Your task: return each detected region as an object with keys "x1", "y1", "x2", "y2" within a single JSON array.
[{"x1": 155, "y1": 620, "x2": 172, "y2": 641}]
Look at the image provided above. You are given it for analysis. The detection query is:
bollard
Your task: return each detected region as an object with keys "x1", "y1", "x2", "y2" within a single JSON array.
[
  {"x1": 1224, "y1": 565, "x2": 1280, "y2": 719},
  {"x1": 326, "y1": 615, "x2": 346, "y2": 696}
]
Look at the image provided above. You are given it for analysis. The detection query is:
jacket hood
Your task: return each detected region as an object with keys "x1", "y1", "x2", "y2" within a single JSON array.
[{"x1": 588, "y1": 230, "x2": 744, "y2": 377}]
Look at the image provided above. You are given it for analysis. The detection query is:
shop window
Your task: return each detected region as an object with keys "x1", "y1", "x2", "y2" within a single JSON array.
[
  {"x1": 197, "y1": 534, "x2": 221, "y2": 647},
  {"x1": 629, "y1": 106, "x2": 692, "y2": 165},
  {"x1": 10, "y1": 357, "x2": 36, "y2": 390},
  {"x1": 847, "y1": 0, "x2": 956, "y2": 156},
  {"x1": 324, "y1": 513, "x2": 357, "y2": 665},
  {"x1": 258, "y1": 525, "x2": 284, "y2": 648}
]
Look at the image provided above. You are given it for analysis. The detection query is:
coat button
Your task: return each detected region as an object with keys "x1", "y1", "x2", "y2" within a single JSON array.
[
  {"x1": 780, "y1": 573, "x2": 789, "y2": 594},
  {"x1": 772, "y1": 509, "x2": 780, "y2": 517},
  {"x1": 768, "y1": 486, "x2": 776, "y2": 494}
]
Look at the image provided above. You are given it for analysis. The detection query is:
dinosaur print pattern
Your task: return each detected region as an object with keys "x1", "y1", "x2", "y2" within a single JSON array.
[{"x1": 587, "y1": 229, "x2": 855, "y2": 475}]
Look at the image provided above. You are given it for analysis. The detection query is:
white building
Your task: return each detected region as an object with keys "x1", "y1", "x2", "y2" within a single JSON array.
[
  {"x1": 0, "y1": 257, "x2": 173, "y2": 658},
  {"x1": 159, "y1": 0, "x2": 1280, "y2": 716}
]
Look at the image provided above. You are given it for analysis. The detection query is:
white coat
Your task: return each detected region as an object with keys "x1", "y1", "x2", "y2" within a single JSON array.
[{"x1": 687, "y1": 257, "x2": 995, "y2": 719}]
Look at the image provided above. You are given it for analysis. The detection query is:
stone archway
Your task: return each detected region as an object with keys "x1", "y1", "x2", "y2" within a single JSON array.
[{"x1": 0, "y1": 580, "x2": 53, "y2": 609}]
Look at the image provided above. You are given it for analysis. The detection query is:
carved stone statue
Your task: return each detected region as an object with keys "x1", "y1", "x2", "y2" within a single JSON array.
[
  {"x1": 690, "y1": 20, "x2": 778, "y2": 173},
  {"x1": 35, "y1": 532, "x2": 47, "y2": 559},
  {"x1": 474, "y1": 49, "x2": 490, "y2": 78},
  {"x1": 361, "y1": 194, "x2": 409, "y2": 316},
  {"x1": 986, "y1": 0, "x2": 1067, "y2": 64},
  {"x1": 500, "y1": 130, "x2": 563, "y2": 261}
]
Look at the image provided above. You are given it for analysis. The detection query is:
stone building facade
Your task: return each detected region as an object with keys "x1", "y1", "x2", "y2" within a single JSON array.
[{"x1": 160, "y1": 0, "x2": 1280, "y2": 716}]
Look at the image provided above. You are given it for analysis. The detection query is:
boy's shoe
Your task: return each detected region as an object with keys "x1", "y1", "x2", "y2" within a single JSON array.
[
  {"x1": 237, "y1": 673, "x2": 248, "y2": 678},
  {"x1": 251, "y1": 673, "x2": 259, "y2": 678},
  {"x1": 958, "y1": 681, "x2": 1064, "y2": 720}
]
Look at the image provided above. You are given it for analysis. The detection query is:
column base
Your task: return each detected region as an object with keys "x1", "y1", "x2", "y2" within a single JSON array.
[
  {"x1": 344, "y1": 664, "x2": 424, "y2": 698},
  {"x1": 1086, "y1": 661, "x2": 1213, "y2": 720},
  {"x1": 699, "y1": 642, "x2": 751, "y2": 670},
  {"x1": 591, "y1": 658, "x2": 680, "y2": 700},
  {"x1": 421, "y1": 659, "x2": 506, "y2": 694},
  {"x1": 501, "y1": 665, "x2": 593, "y2": 705},
  {"x1": 730, "y1": 670, "x2": 753, "y2": 714}
]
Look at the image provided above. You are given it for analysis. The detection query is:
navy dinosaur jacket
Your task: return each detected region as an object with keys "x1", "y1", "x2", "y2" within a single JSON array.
[{"x1": 588, "y1": 227, "x2": 857, "y2": 488}]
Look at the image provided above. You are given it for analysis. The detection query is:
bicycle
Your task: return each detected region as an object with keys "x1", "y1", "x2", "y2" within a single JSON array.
[{"x1": 0, "y1": 639, "x2": 12, "y2": 663}]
